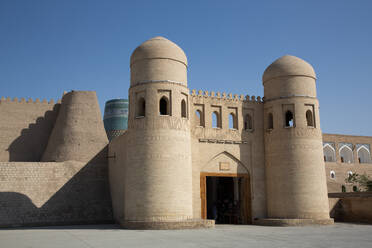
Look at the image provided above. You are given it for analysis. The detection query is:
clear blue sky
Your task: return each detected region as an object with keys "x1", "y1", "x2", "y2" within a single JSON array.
[{"x1": 0, "y1": 0, "x2": 371, "y2": 135}]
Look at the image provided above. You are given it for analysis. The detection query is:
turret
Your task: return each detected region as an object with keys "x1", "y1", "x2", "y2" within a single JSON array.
[
  {"x1": 42, "y1": 91, "x2": 108, "y2": 163},
  {"x1": 123, "y1": 37, "x2": 194, "y2": 228},
  {"x1": 262, "y1": 55, "x2": 333, "y2": 224}
]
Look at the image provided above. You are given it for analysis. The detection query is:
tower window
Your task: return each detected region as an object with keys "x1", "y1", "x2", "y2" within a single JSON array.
[
  {"x1": 229, "y1": 113, "x2": 237, "y2": 129},
  {"x1": 196, "y1": 110, "x2": 204, "y2": 126},
  {"x1": 137, "y1": 97, "x2": 146, "y2": 117},
  {"x1": 244, "y1": 114, "x2": 253, "y2": 130},
  {"x1": 212, "y1": 111, "x2": 221, "y2": 128},
  {"x1": 306, "y1": 110, "x2": 314, "y2": 127},
  {"x1": 285, "y1": 111, "x2": 294, "y2": 127},
  {"x1": 159, "y1": 96, "x2": 169, "y2": 115},
  {"x1": 181, "y1": 100, "x2": 187, "y2": 118},
  {"x1": 268, "y1": 113, "x2": 273, "y2": 129}
]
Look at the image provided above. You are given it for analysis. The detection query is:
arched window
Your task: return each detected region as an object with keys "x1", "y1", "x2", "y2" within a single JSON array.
[
  {"x1": 357, "y1": 146, "x2": 370, "y2": 164},
  {"x1": 196, "y1": 110, "x2": 201, "y2": 123},
  {"x1": 212, "y1": 111, "x2": 221, "y2": 128},
  {"x1": 244, "y1": 114, "x2": 253, "y2": 130},
  {"x1": 306, "y1": 110, "x2": 314, "y2": 127},
  {"x1": 323, "y1": 144, "x2": 336, "y2": 162},
  {"x1": 137, "y1": 97, "x2": 146, "y2": 117},
  {"x1": 181, "y1": 100, "x2": 187, "y2": 118},
  {"x1": 353, "y1": 186, "x2": 358, "y2": 192},
  {"x1": 229, "y1": 113, "x2": 237, "y2": 129},
  {"x1": 285, "y1": 111, "x2": 294, "y2": 127},
  {"x1": 341, "y1": 185, "x2": 346, "y2": 192},
  {"x1": 268, "y1": 113, "x2": 273, "y2": 129},
  {"x1": 159, "y1": 96, "x2": 169, "y2": 115},
  {"x1": 340, "y1": 145, "x2": 353, "y2": 163},
  {"x1": 195, "y1": 110, "x2": 204, "y2": 126},
  {"x1": 229, "y1": 114, "x2": 233, "y2": 129},
  {"x1": 330, "y1": 171, "x2": 335, "y2": 179}
]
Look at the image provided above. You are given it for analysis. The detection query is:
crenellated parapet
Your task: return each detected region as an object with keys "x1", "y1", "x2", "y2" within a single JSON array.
[
  {"x1": 190, "y1": 89, "x2": 263, "y2": 103},
  {"x1": 189, "y1": 89, "x2": 265, "y2": 143},
  {"x1": 0, "y1": 95, "x2": 62, "y2": 162},
  {"x1": 0, "y1": 96, "x2": 60, "y2": 105}
]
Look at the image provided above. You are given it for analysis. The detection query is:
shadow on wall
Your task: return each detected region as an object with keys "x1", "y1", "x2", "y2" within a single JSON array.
[
  {"x1": 7, "y1": 104, "x2": 60, "y2": 162},
  {"x1": 329, "y1": 199, "x2": 343, "y2": 221},
  {"x1": 329, "y1": 193, "x2": 372, "y2": 224},
  {"x1": 0, "y1": 147, "x2": 113, "y2": 228}
]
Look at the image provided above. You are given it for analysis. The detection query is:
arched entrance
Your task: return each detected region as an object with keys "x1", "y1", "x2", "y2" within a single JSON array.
[{"x1": 200, "y1": 152, "x2": 251, "y2": 224}]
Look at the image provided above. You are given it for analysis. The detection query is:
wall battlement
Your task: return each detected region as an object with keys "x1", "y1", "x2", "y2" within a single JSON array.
[
  {"x1": 0, "y1": 96, "x2": 61, "y2": 105},
  {"x1": 1, "y1": 36, "x2": 354, "y2": 229},
  {"x1": 0, "y1": 96, "x2": 60, "y2": 162},
  {"x1": 190, "y1": 89, "x2": 263, "y2": 103}
]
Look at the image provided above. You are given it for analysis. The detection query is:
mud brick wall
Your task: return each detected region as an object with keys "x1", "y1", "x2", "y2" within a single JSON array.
[
  {"x1": 0, "y1": 98, "x2": 59, "y2": 162},
  {"x1": 329, "y1": 192, "x2": 372, "y2": 224},
  {"x1": 0, "y1": 161, "x2": 113, "y2": 227}
]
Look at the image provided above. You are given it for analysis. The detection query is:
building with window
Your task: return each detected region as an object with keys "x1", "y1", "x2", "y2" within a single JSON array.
[
  {"x1": 323, "y1": 134, "x2": 372, "y2": 193},
  {"x1": 0, "y1": 37, "x2": 371, "y2": 229},
  {"x1": 108, "y1": 37, "x2": 339, "y2": 228}
]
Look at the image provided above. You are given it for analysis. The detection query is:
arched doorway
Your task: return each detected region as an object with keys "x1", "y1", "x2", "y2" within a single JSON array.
[
  {"x1": 200, "y1": 172, "x2": 251, "y2": 224},
  {"x1": 199, "y1": 152, "x2": 251, "y2": 224}
]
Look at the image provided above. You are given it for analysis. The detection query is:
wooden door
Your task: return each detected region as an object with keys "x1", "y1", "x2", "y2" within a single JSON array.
[
  {"x1": 239, "y1": 176, "x2": 252, "y2": 224},
  {"x1": 200, "y1": 175, "x2": 207, "y2": 219},
  {"x1": 200, "y1": 173, "x2": 251, "y2": 224}
]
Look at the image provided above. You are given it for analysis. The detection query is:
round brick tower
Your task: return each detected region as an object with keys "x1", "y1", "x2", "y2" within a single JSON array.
[
  {"x1": 262, "y1": 55, "x2": 333, "y2": 225},
  {"x1": 123, "y1": 37, "x2": 195, "y2": 229},
  {"x1": 42, "y1": 91, "x2": 108, "y2": 163}
]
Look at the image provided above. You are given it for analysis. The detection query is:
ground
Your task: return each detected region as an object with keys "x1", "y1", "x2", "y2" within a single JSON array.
[{"x1": 1, "y1": 223, "x2": 371, "y2": 248}]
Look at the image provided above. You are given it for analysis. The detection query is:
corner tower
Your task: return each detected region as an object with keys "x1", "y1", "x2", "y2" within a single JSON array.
[
  {"x1": 42, "y1": 91, "x2": 108, "y2": 163},
  {"x1": 262, "y1": 55, "x2": 333, "y2": 225},
  {"x1": 123, "y1": 37, "x2": 201, "y2": 229}
]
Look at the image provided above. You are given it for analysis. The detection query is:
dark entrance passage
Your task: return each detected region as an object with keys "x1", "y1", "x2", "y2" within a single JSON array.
[{"x1": 202, "y1": 174, "x2": 251, "y2": 224}]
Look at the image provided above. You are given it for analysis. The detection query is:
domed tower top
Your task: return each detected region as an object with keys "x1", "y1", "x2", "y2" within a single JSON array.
[
  {"x1": 262, "y1": 55, "x2": 317, "y2": 100},
  {"x1": 263, "y1": 55, "x2": 316, "y2": 83},
  {"x1": 130, "y1": 37, "x2": 188, "y2": 87},
  {"x1": 130, "y1": 36, "x2": 188, "y2": 66}
]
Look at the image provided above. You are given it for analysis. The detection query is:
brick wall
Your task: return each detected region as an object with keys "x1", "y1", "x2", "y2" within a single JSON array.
[
  {"x1": 0, "y1": 98, "x2": 59, "y2": 162},
  {"x1": 323, "y1": 133, "x2": 372, "y2": 193},
  {"x1": 329, "y1": 192, "x2": 372, "y2": 224},
  {"x1": 0, "y1": 160, "x2": 113, "y2": 227}
]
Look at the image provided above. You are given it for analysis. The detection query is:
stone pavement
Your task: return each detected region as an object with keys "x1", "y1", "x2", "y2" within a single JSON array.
[{"x1": 1, "y1": 223, "x2": 372, "y2": 248}]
